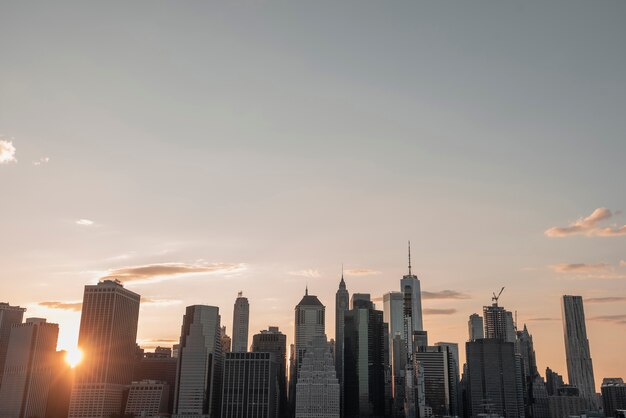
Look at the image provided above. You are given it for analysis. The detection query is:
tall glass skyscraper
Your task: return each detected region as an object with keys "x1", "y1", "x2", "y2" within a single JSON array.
[
  {"x1": 173, "y1": 305, "x2": 222, "y2": 418},
  {"x1": 0, "y1": 303, "x2": 26, "y2": 389},
  {"x1": 562, "y1": 295, "x2": 597, "y2": 408},
  {"x1": 68, "y1": 280, "x2": 141, "y2": 418},
  {"x1": 335, "y1": 272, "x2": 349, "y2": 416}
]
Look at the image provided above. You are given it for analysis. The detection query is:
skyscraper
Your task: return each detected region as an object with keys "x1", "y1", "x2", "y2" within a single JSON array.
[
  {"x1": 173, "y1": 305, "x2": 223, "y2": 418},
  {"x1": 295, "y1": 336, "x2": 340, "y2": 418},
  {"x1": 232, "y1": 292, "x2": 250, "y2": 353},
  {"x1": 545, "y1": 367, "x2": 565, "y2": 396},
  {"x1": 335, "y1": 270, "x2": 349, "y2": 416},
  {"x1": 0, "y1": 318, "x2": 59, "y2": 418},
  {"x1": 383, "y1": 292, "x2": 403, "y2": 353},
  {"x1": 483, "y1": 304, "x2": 515, "y2": 343},
  {"x1": 68, "y1": 279, "x2": 141, "y2": 418},
  {"x1": 343, "y1": 294, "x2": 389, "y2": 418},
  {"x1": 414, "y1": 345, "x2": 459, "y2": 417},
  {"x1": 252, "y1": 327, "x2": 288, "y2": 418},
  {"x1": 401, "y1": 242, "x2": 423, "y2": 341},
  {"x1": 221, "y1": 352, "x2": 278, "y2": 418},
  {"x1": 0, "y1": 303, "x2": 26, "y2": 389},
  {"x1": 221, "y1": 325, "x2": 232, "y2": 353},
  {"x1": 294, "y1": 287, "x2": 325, "y2": 380},
  {"x1": 133, "y1": 347, "x2": 178, "y2": 415},
  {"x1": 601, "y1": 378, "x2": 626, "y2": 418},
  {"x1": 465, "y1": 338, "x2": 524, "y2": 418},
  {"x1": 468, "y1": 313, "x2": 484, "y2": 342},
  {"x1": 562, "y1": 295, "x2": 597, "y2": 408},
  {"x1": 125, "y1": 380, "x2": 170, "y2": 417}
]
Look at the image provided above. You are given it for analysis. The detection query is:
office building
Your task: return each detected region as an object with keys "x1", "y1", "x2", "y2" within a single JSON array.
[
  {"x1": 221, "y1": 352, "x2": 278, "y2": 418},
  {"x1": 232, "y1": 292, "x2": 250, "y2": 353},
  {"x1": 335, "y1": 271, "x2": 349, "y2": 416},
  {"x1": 45, "y1": 350, "x2": 75, "y2": 418},
  {"x1": 221, "y1": 325, "x2": 232, "y2": 353},
  {"x1": 548, "y1": 386, "x2": 588, "y2": 418},
  {"x1": 465, "y1": 338, "x2": 524, "y2": 418},
  {"x1": 383, "y1": 292, "x2": 404, "y2": 352},
  {"x1": 68, "y1": 280, "x2": 141, "y2": 418},
  {"x1": 134, "y1": 348, "x2": 177, "y2": 414},
  {"x1": 0, "y1": 303, "x2": 26, "y2": 389},
  {"x1": 391, "y1": 334, "x2": 407, "y2": 417},
  {"x1": 252, "y1": 327, "x2": 287, "y2": 418},
  {"x1": 483, "y1": 304, "x2": 515, "y2": 343},
  {"x1": 343, "y1": 294, "x2": 388, "y2": 417},
  {"x1": 546, "y1": 367, "x2": 565, "y2": 396},
  {"x1": 173, "y1": 305, "x2": 222, "y2": 418},
  {"x1": 125, "y1": 380, "x2": 169, "y2": 418},
  {"x1": 602, "y1": 378, "x2": 626, "y2": 418},
  {"x1": 401, "y1": 243, "x2": 424, "y2": 344},
  {"x1": 468, "y1": 314, "x2": 484, "y2": 342},
  {"x1": 413, "y1": 345, "x2": 458, "y2": 417},
  {"x1": 295, "y1": 336, "x2": 339, "y2": 418},
  {"x1": 293, "y1": 287, "x2": 325, "y2": 380},
  {"x1": 562, "y1": 295, "x2": 597, "y2": 408},
  {"x1": 0, "y1": 318, "x2": 59, "y2": 418}
]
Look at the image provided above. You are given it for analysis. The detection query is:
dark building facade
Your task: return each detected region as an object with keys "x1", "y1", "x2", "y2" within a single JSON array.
[
  {"x1": 252, "y1": 327, "x2": 287, "y2": 418},
  {"x1": 602, "y1": 378, "x2": 626, "y2": 418},
  {"x1": 133, "y1": 348, "x2": 177, "y2": 414}
]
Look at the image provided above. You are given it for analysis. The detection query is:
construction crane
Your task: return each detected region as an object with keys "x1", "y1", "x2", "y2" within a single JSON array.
[{"x1": 492, "y1": 287, "x2": 505, "y2": 305}]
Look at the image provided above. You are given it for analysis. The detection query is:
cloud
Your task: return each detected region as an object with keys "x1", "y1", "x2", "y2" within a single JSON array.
[
  {"x1": 585, "y1": 296, "x2": 626, "y2": 304},
  {"x1": 549, "y1": 263, "x2": 611, "y2": 274},
  {"x1": 101, "y1": 262, "x2": 243, "y2": 285},
  {"x1": 141, "y1": 297, "x2": 182, "y2": 306},
  {"x1": 423, "y1": 308, "x2": 457, "y2": 315},
  {"x1": 422, "y1": 290, "x2": 471, "y2": 300},
  {"x1": 33, "y1": 157, "x2": 50, "y2": 166},
  {"x1": 620, "y1": 260, "x2": 626, "y2": 267},
  {"x1": 344, "y1": 268, "x2": 380, "y2": 276},
  {"x1": 76, "y1": 219, "x2": 95, "y2": 226},
  {"x1": 38, "y1": 301, "x2": 82, "y2": 311},
  {"x1": 588, "y1": 314, "x2": 626, "y2": 325},
  {"x1": 0, "y1": 139, "x2": 17, "y2": 164},
  {"x1": 526, "y1": 317, "x2": 560, "y2": 322},
  {"x1": 288, "y1": 269, "x2": 320, "y2": 278},
  {"x1": 545, "y1": 208, "x2": 626, "y2": 237}
]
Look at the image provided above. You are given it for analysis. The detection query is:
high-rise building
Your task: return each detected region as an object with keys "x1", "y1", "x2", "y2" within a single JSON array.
[
  {"x1": 0, "y1": 318, "x2": 59, "y2": 418},
  {"x1": 68, "y1": 280, "x2": 141, "y2": 418},
  {"x1": 232, "y1": 292, "x2": 250, "y2": 353},
  {"x1": 343, "y1": 294, "x2": 389, "y2": 418},
  {"x1": 384, "y1": 292, "x2": 405, "y2": 417},
  {"x1": 483, "y1": 304, "x2": 515, "y2": 343},
  {"x1": 134, "y1": 347, "x2": 177, "y2": 415},
  {"x1": 173, "y1": 305, "x2": 222, "y2": 418},
  {"x1": 221, "y1": 352, "x2": 278, "y2": 418},
  {"x1": 45, "y1": 350, "x2": 75, "y2": 418},
  {"x1": 401, "y1": 243, "x2": 424, "y2": 343},
  {"x1": 468, "y1": 313, "x2": 484, "y2": 342},
  {"x1": 383, "y1": 292, "x2": 403, "y2": 352},
  {"x1": 294, "y1": 287, "x2": 325, "y2": 381},
  {"x1": 125, "y1": 380, "x2": 170, "y2": 417},
  {"x1": 414, "y1": 345, "x2": 459, "y2": 417},
  {"x1": 252, "y1": 327, "x2": 287, "y2": 418},
  {"x1": 335, "y1": 270, "x2": 349, "y2": 416},
  {"x1": 465, "y1": 338, "x2": 524, "y2": 418},
  {"x1": 548, "y1": 386, "x2": 588, "y2": 418},
  {"x1": 391, "y1": 334, "x2": 407, "y2": 417},
  {"x1": 295, "y1": 336, "x2": 339, "y2": 418},
  {"x1": 562, "y1": 295, "x2": 597, "y2": 408},
  {"x1": 0, "y1": 303, "x2": 26, "y2": 389},
  {"x1": 221, "y1": 325, "x2": 232, "y2": 353},
  {"x1": 435, "y1": 342, "x2": 461, "y2": 415},
  {"x1": 545, "y1": 367, "x2": 565, "y2": 396},
  {"x1": 602, "y1": 378, "x2": 626, "y2": 418}
]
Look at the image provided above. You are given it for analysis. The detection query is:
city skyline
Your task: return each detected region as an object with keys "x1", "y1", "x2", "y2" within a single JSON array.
[{"x1": 1, "y1": 0, "x2": 626, "y2": 399}]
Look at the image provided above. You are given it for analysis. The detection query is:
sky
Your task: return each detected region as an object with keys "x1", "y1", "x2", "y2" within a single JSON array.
[{"x1": 1, "y1": 1, "x2": 625, "y2": 389}]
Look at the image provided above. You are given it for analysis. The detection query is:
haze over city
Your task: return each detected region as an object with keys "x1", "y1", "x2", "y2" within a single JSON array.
[{"x1": 1, "y1": 1, "x2": 625, "y2": 408}]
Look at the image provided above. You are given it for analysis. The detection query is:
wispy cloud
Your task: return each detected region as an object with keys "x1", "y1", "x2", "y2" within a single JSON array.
[
  {"x1": 549, "y1": 263, "x2": 611, "y2": 274},
  {"x1": 288, "y1": 269, "x2": 321, "y2": 278},
  {"x1": 423, "y1": 308, "x2": 457, "y2": 315},
  {"x1": 344, "y1": 268, "x2": 380, "y2": 276},
  {"x1": 38, "y1": 301, "x2": 82, "y2": 311},
  {"x1": 588, "y1": 314, "x2": 626, "y2": 325},
  {"x1": 526, "y1": 317, "x2": 560, "y2": 322},
  {"x1": 585, "y1": 296, "x2": 626, "y2": 304},
  {"x1": 422, "y1": 290, "x2": 471, "y2": 300},
  {"x1": 545, "y1": 208, "x2": 626, "y2": 237},
  {"x1": 33, "y1": 157, "x2": 50, "y2": 166},
  {"x1": 76, "y1": 219, "x2": 95, "y2": 226},
  {"x1": 101, "y1": 262, "x2": 243, "y2": 285},
  {"x1": 141, "y1": 297, "x2": 182, "y2": 306},
  {"x1": 0, "y1": 139, "x2": 17, "y2": 164},
  {"x1": 620, "y1": 260, "x2": 626, "y2": 267}
]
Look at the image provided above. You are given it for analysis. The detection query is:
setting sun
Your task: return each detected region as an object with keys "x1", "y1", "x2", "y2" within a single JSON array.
[{"x1": 65, "y1": 347, "x2": 83, "y2": 368}]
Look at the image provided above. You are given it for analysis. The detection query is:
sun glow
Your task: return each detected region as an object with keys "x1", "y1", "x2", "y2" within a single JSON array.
[{"x1": 65, "y1": 347, "x2": 83, "y2": 368}]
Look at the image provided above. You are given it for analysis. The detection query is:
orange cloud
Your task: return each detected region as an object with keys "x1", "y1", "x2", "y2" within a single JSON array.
[
  {"x1": 585, "y1": 296, "x2": 626, "y2": 304},
  {"x1": 288, "y1": 269, "x2": 320, "y2": 278},
  {"x1": 101, "y1": 262, "x2": 243, "y2": 284},
  {"x1": 549, "y1": 263, "x2": 611, "y2": 273},
  {"x1": 344, "y1": 268, "x2": 380, "y2": 276},
  {"x1": 422, "y1": 290, "x2": 471, "y2": 300},
  {"x1": 588, "y1": 314, "x2": 626, "y2": 325},
  {"x1": 39, "y1": 301, "x2": 82, "y2": 311},
  {"x1": 423, "y1": 308, "x2": 457, "y2": 315},
  {"x1": 545, "y1": 208, "x2": 626, "y2": 237}
]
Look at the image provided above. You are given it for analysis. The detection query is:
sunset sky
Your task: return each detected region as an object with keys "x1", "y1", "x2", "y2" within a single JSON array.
[{"x1": 1, "y1": 1, "x2": 625, "y2": 389}]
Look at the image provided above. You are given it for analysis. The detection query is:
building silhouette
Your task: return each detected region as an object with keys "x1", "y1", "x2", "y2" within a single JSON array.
[
  {"x1": 414, "y1": 345, "x2": 459, "y2": 417},
  {"x1": 0, "y1": 303, "x2": 26, "y2": 389},
  {"x1": 293, "y1": 287, "x2": 325, "y2": 385},
  {"x1": 173, "y1": 305, "x2": 222, "y2": 418},
  {"x1": 252, "y1": 327, "x2": 287, "y2": 418},
  {"x1": 125, "y1": 380, "x2": 170, "y2": 417},
  {"x1": 133, "y1": 347, "x2": 177, "y2": 415},
  {"x1": 221, "y1": 352, "x2": 278, "y2": 418},
  {"x1": 68, "y1": 279, "x2": 141, "y2": 418},
  {"x1": 468, "y1": 314, "x2": 484, "y2": 342},
  {"x1": 335, "y1": 270, "x2": 349, "y2": 416},
  {"x1": 548, "y1": 386, "x2": 588, "y2": 418},
  {"x1": 545, "y1": 367, "x2": 565, "y2": 396},
  {"x1": 343, "y1": 294, "x2": 389, "y2": 418},
  {"x1": 562, "y1": 295, "x2": 597, "y2": 409},
  {"x1": 232, "y1": 292, "x2": 250, "y2": 353},
  {"x1": 295, "y1": 336, "x2": 339, "y2": 418},
  {"x1": 602, "y1": 378, "x2": 626, "y2": 418},
  {"x1": 45, "y1": 350, "x2": 74, "y2": 418},
  {"x1": 221, "y1": 325, "x2": 232, "y2": 353},
  {"x1": 0, "y1": 318, "x2": 59, "y2": 418},
  {"x1": 483, "y1": 304, "x2": 515, "y2": 343}
]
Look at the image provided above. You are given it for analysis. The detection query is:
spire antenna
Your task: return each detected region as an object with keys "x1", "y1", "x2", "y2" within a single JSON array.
[
  {"x1": 408, "y1": 240, "x2": 412, "y2": 276},
  {"x1": 305, "y1": 284, "x2": 308, "y2": 296}
]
